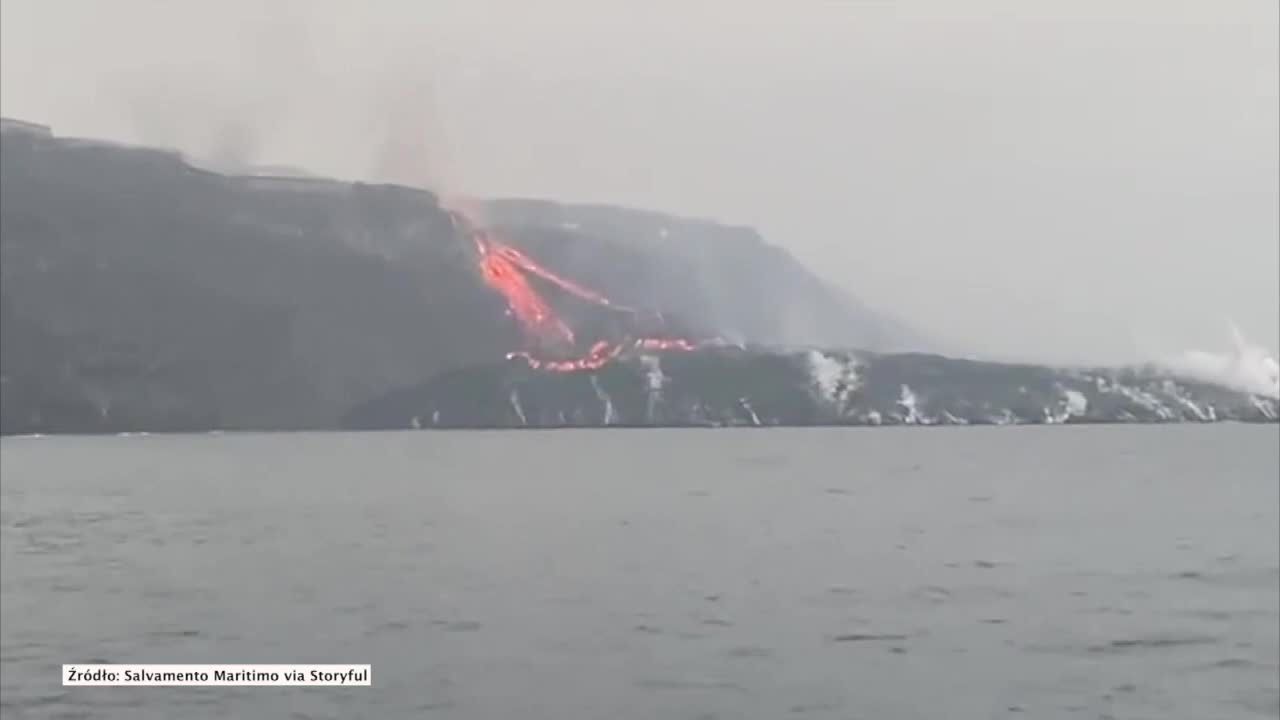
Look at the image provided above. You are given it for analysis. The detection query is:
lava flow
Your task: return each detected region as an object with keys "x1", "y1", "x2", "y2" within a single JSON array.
[
  {"x1": 448, "y1": 202, "x2": 704, "y2": 373},
  {"x1": 472, "y1": 226, "x2": 576, "y2": 350}
]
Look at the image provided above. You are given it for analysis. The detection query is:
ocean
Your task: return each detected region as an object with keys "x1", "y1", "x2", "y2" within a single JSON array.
[{"x1": 1, "y1": 425, "x2": 1277, "y2": 719}]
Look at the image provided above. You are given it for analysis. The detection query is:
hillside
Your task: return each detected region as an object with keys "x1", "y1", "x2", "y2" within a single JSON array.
[
  {"x1": 0, "y1": 118, "x2": 919, "y2": 433},
  {"x1": 345, "y1": 347, "x2": 1279, "y2": 430}
]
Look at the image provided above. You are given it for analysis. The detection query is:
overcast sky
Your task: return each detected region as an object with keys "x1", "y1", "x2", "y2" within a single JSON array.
[{"x1": 2, "y1": 0, "x2": 1276, "y2": 363}]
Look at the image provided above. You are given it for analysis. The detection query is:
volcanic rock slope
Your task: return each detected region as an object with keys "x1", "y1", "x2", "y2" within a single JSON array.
[
  {"x1": 344, "y1": 347, "x2": 1279, "y2": 430},
  {"x1": 0, "y1": 119, "x2": 916, "y2": 434}
]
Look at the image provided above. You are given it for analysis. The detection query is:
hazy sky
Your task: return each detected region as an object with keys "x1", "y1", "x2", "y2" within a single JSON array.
[{"x1": 3, "y1": 0, "x2": 1276, "y2": 363}]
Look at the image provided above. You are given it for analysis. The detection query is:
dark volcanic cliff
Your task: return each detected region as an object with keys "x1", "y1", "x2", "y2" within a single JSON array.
[
  {"x1": 0, "y1": 119, "x2": 919, "y2": 434},
  {"x1": 1, "y1": 119, "x2": 505, "y2": 433}
]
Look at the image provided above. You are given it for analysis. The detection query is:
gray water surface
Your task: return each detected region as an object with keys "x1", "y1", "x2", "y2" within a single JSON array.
[{"x1": 2, "y1": 425, "x2": 1277, "y2": 719}]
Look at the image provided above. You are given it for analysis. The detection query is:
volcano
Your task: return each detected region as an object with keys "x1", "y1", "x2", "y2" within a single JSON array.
[{"x1": 0, "y1": 118, "x2": 990, "y2": 435}]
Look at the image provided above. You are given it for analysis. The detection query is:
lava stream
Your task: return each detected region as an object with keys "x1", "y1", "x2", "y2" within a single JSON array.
[
  {"x1": 492, "y1": 243, "x2": 634, "y2": 312},
  {"x1": 473, "y1": 229, "x2": 575, "y2": 349},
  {"x1": 449, "y1": 202, "x2": 703, "y2": 372}
]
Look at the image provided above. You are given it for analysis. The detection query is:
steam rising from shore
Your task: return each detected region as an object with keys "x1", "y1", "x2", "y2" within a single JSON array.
[{"x1": 1158, "y1": 324, "x2": 1280, "y2": 399}]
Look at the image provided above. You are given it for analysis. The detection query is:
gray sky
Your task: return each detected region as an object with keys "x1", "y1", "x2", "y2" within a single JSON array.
[{"x1": 3, "y1": 0, "x2": 1276, "y2": 363}]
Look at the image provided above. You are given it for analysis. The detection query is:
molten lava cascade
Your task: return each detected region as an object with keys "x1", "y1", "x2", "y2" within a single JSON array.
[
  {"x1": 472, "y1": 228, "x2": 576, "y2": 349},
  {"x1": 491, "y1": 243, "x2": 631, "y2": 311},
  {"x1": 448, "y1": 203, "x2": 706, "y2": 373}
]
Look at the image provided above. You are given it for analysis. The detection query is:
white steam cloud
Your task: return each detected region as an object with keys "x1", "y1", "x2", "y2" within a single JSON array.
[{"x1": 1158, "y1": 323, "x2": 1280, "y2": 399}]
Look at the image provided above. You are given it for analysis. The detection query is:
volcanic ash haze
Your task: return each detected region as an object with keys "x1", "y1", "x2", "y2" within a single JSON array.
[{"x1": 1, "y1": 0, "x2": 1275, "y2": 366}]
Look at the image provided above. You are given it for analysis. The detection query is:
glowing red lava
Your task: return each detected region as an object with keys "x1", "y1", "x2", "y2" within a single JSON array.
[
  {"x1": 448, "y1": 203, "x2": 704, "y2": 373},
  {"x1": 473, "y1": 228, "x2": 576, "y2": 350}
]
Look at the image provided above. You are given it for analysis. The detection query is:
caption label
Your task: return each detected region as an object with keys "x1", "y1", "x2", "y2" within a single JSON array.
[{"x1": 64, "y1": 664, "x2": 371, "y2": 686}]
